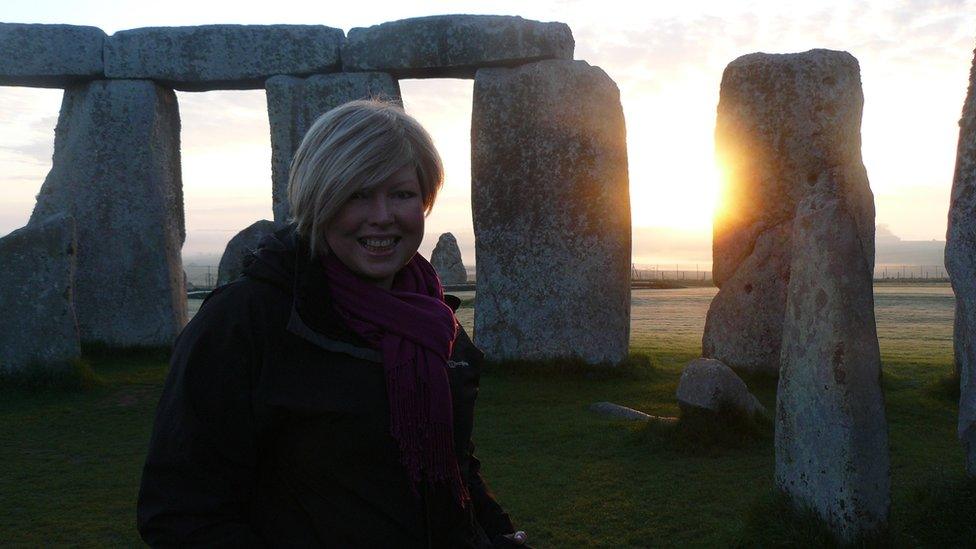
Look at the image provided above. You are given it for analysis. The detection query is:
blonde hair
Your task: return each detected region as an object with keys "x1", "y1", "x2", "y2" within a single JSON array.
[{"x1": 287, "y1": 99, "x2": 444, "y2": 257}]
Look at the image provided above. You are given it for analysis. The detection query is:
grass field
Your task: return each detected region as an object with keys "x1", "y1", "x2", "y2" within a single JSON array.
[{"x1": 1, "y1": 284, "x2": 970, "y2": 547}]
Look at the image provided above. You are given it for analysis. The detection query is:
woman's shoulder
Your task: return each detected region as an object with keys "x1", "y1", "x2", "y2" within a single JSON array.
[{"x1": 183, "y1": 276, "x2": 293, "y2": 344}]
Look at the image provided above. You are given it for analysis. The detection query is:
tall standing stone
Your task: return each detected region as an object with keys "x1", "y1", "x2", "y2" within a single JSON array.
[
  {"x1": 776, "y1": 179, "x2": 888, "y2": 542},
  {"x1": 947, "y1": 44, "x2": 976, "y2": 476},
  {"x1": 430, "y1": 232, "x2": 467, "y2": 285},
  {"x1": 29, "y1": 79, "x2": 186, "y2": 347},
  {"x1": 703, "y1": 49, "x2": 875, "y2": 375},
  {"x1": 0, "y1": 213, "x2": 81, "y2": 373},
  {"x1": 472, "y1": 59, "x2": 630, "y2": 364},
  {"x1": 266, "y1": 73, "x2": 401, "y2": 221}
]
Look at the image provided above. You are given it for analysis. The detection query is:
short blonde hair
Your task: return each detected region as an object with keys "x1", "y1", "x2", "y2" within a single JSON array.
[{"x1": 287, "y1": 99, "x2": 444, "y2": 257}]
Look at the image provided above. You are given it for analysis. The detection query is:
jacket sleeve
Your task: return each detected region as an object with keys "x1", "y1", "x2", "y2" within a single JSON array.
[{"x1": 137, "y1": 285, "x2": 265, "y2": 547}]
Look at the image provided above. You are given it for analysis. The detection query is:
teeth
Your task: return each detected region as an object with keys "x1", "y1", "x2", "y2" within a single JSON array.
[{"x1": 362, "y1": 238, "x2": 396, "y2": 247}]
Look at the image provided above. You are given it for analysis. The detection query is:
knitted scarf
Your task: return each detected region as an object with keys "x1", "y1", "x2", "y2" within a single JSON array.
[{"x1": 322, "y1": 252, "x2": 468, "y2": 506}]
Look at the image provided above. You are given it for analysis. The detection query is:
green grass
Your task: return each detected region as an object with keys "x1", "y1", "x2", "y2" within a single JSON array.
[{"x1": 0, "y1": 304, "x2": 970, "y2": 547}]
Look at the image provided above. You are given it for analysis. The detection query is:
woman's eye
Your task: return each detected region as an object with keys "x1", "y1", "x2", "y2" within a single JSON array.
[
  {"x1": 349, "y1": 191, "x2": 367, "y2": 200},
  {"x1": 394, "y1": 190, "x2": 418, "y2": 199}
]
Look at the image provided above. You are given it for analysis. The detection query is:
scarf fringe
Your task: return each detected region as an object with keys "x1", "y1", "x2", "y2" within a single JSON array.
[{"x1": 388, "y1": 359, "x2": 470, "y2": 507}]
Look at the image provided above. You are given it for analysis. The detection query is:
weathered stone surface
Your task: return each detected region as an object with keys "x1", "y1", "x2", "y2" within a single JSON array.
[
  {"x1": 105, "y1": 25, "x2": 344, "y2": 91},
  {"x1": 0, "y1": 214, "x2": 80, "y2": 373},
  {"x1": 472, "y1": 60, "x2": 630, "y2": 364},
  {"x1": 676, "y1": 358, "x2": 764, "y2": 417},
  {"x1": 703, "y1": 49, "x2": 875, "y2": 375},
  {"x1": 29, "y1": 79, "x2": 186, "y2": 347},
  {"x1": 0, "y1": 23, "x2": 105, "y2": 88},
  {"x1": 217, "y1": 220, "x2": 283, "y2": 286},
  {"x1": 343, "y1": 15, "x2": 574, "y2": 78},
  {"x1": 947, "y1": 44, "x2": 976, "y2": 477},
  {"x1": 266, "y1": 73, "x2": 401, "y2": 221},
  {"x1": 430, "y1": 232, "x2": 467, "y2": 285},
  {"x1": 776, "y1": 184, "x2": 889, "y2": 542}
]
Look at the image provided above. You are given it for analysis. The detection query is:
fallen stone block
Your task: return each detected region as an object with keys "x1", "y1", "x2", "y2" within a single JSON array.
[
  {"x1": 343, "y1": 15, "x2": 574, "y2": 78},
  {"x1": 589, "y1": 402, "x2": 677, "y2": 423},
  {"x1": 105, "y1": 25, "x2": 345, "y2": 91},
  {"x1": 676, "y1": 358, "x2": 764, "y2": 417},
  {"x1": 0, "y1": 23, "x2": 105, "y2": 88}
]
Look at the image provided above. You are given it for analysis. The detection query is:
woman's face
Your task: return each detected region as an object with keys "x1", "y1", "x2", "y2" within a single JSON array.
[{"x1": 325, "y1": 165, "x2": 425, "y2": 290}]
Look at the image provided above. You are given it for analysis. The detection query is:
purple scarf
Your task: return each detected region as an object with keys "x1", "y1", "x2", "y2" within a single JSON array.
[{"x1": 322, "y1": 252, "x2": 468, "y2": 506}]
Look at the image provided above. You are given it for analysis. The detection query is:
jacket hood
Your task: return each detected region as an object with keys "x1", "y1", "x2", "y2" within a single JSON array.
[{"x1": 241, "y1": 223, "x2": 304, "y2": 293}]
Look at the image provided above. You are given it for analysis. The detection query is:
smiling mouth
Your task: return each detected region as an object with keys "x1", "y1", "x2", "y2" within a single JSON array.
[{"x1": 358, "y1": 237, "x2": 400, "y2": 252}]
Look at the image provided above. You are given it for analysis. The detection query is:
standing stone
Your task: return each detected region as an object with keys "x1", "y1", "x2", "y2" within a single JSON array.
[
  {"x1": 104, "y1": 25, "x2": 345, "y2": 91},
  {"x1": 776, "y1": 181, "x2": 889, "y2": 542},
  {"x1": 0, "y1": 23, "x2": 105, "y2": 88},
  {"x1": 217, "y1": 220, "x2": 284, "y2": 286},
  {"x1": 472, "y1": 60, "x2": 630, "y2": 364},
  {"x1": 342, "y1": 15, "x2": 574, "y2": 79},
  {"x1": 266, "y1": 73, "x2": 401, "y2": 221},
  {"x1": 703, "y1": 49, "x2": 875, "y2": 376},
  {"x1": 29, "y1": 79, "x2": 186, "y2": 347},
  {"x1": 430, "y1": 232, "x2": 467, "y2": 285},
  {"x1": 0, "y1": 213, "x2": 80, "y2": 373},
  {"x1": 947, "y1": 44, "x2": 976, "y2": 476}
]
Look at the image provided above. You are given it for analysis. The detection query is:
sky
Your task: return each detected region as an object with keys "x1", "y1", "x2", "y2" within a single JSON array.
[{"x1": 1, "y1": 0, "x2": 974, "y2": 268}]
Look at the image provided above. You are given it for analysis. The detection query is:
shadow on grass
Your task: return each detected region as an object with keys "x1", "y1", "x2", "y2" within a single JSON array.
[
  {"x1": 735, "y1": 491, "x2": 891, "y2": 548},
  {"x1": 924, "y1": 371, "x2": 961, "y2": 402},
  {"x1": 900, "y1": 471, "x2": 976, "y2": 546},
  {"x1": 0, "y1": 358, "x2": 96, "y2": 392},
  {"x1": 632, "y1": 404, "x2": 772, "y2": 456},
  {"x1": 483, "y1": 353, "x2": 657, "y2": 381},
  {"x1": 0, "y1": 344, "x2": 172, "y2": 394}
]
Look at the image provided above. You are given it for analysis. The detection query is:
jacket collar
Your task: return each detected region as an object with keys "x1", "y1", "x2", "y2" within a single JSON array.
[
  {"x1": 289, "y1": 237, "x2": 382, "y2": 363},
  {"x1": 245, "y1": 224, "x2": 382, "y2": 363}
]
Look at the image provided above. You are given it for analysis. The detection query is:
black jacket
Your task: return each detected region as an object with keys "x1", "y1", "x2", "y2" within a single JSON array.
[{"x1": 137, "y1": 225, "x2": 515, "y2": 547}]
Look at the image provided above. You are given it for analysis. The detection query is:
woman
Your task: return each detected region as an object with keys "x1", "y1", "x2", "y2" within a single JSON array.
[{"x1": 137, "y1": 100, "x2": 527, "y2": 547}]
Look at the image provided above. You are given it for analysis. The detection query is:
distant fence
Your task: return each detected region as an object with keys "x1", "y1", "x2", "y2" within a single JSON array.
[
  {"x1": 184, "y1": 264, "x2": 218, "y2": 289},
  {"x1": 874, "y1": 264, "x2": 949, "y2": 280},
  {"x1": 183, "y1": 262, "x2": 951, "y2": 293}
]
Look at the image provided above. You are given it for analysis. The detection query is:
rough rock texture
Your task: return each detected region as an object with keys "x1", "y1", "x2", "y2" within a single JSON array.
[
  {"x1": 430, "y1": 232, "x2": 467, "y2": 285},
  {"x1": 472, "y1": 60, "x2": 630, "y2": 364},
  {"x1": 0, "y1": 23, "x2": 105, "y2": 88},
  {"x1": 217, "y1": 220, "x2": 283, "y2": 286},
  {"x1": 776, "y1": 183, "x2": 889, "y2": 542},
  {"x1": 29, "y1": 79, "x2": 186, "y2": 347},
  {"x1": 104, "y1": 25, "x2": 345, "y2": 91},
  {"x1": 266, "y1": 73, "x2": 401, "y2": 221},
  {"x1": 947, "y1": 45, "x2": 976, "y2": 477},
  {"x1": 342, "y1": 15, "x2": 574, "y2": 78},
  {"x1": 676, "y1": 358, "x2": 764, "y2": 417},
  {"x1": 0, "y1": 214, "x2": 81, "y2": 373},
  {"x1": 703, "y1": 49, "x2": 875, "y2": 376}
]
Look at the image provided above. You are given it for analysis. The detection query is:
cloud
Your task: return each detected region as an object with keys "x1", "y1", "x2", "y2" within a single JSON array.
[{"x1": 0, "y1": 140, "x2": 54, "y2": 165}]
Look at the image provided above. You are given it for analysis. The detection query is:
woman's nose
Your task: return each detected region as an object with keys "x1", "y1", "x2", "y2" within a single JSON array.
[{"x1": 367, "y1": 196, "x2": 395, "y2": 225}]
